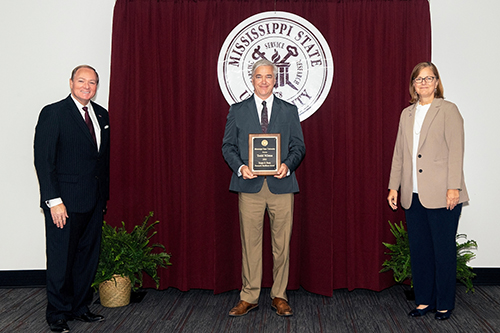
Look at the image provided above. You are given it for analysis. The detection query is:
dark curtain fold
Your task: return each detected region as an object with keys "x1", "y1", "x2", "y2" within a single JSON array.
[{"x1": 107, "y1": 0, "x2": 430, "y2": 295}]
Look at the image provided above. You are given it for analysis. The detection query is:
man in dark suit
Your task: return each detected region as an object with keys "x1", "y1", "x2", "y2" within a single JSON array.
[
  {"x1": 34, "y1": 65, "x2": 110, "y2": 332},
  {"x1": 222, "y1": 59, "x2": 305, "y2": 317}
]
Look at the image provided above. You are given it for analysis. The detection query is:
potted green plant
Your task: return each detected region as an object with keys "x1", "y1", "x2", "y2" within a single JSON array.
[
  {"x1": 380, "y1": 221, "x2": 477, "y2": 297},
  {"x1": 92, "y1": 211, "x2": 172, "y2": 307}
]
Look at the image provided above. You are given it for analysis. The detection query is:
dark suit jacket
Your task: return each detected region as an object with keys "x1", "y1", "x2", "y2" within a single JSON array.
[
  {"x1": 34, "y1": 94, "x2": 110, "y2": 213},
  {"x1": 222, "y1": 95, "x2": 305, "y2": 194}
]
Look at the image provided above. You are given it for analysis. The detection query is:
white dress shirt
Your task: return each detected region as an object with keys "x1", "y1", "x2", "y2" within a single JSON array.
[
  {"x1": 253, "y1": 94, "x2": 274, "y2": 124},
  {"x1": 71, "y1": 95, "x2": 101, "y2": 151}
]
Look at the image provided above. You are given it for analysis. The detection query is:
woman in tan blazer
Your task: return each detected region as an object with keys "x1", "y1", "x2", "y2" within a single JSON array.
[{"x1": 387, "y1": 62, "x2": 469, "y2": 320}]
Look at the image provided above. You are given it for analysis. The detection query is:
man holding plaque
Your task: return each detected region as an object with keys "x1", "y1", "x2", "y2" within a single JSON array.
[{"x1": 222, "y1": 59, "x2": 305, "y2": 317}]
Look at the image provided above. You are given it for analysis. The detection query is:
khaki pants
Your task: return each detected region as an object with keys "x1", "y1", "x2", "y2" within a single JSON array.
[{"x1": 238, "y1": 179, "x2": 294, "y2": 304}]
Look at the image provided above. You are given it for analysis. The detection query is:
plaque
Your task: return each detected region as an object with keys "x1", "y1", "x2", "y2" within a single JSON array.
[{"x1": 248, "y1": 133, "x2": 281, "y2": 176}]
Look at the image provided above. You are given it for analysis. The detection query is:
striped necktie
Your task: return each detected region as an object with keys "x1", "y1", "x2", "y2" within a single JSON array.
[
  {"x1": 83, "y1": 106, "x2": 96, "y2": 144},
  {"x1": 261, "y1": 101, "x2": 268, "y2": 133}
]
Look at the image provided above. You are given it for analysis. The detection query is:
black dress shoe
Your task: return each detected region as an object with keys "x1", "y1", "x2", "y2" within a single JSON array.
[
  {"x1": 49, "y1": 319, "x2": 70, "y2": 332},
  {"x1": 435, "y1": 310, "x2": 452, "y2": 320},
  {"x1": 408, "y1": 306, "x2": 436, "y2": 317},
  {"x1": 72, "y1": 311, "x2": 105, "y2": 322}
]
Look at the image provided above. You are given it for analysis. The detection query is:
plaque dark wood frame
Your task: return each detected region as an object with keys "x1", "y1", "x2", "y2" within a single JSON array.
[{"x1": 248, "y1": 133, "x2": 281, "y2": 176}]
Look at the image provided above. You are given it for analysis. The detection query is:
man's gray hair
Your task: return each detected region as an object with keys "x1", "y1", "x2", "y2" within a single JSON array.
[{"x1": 252, "y1": 59, "x2": 277, "y2": 77}]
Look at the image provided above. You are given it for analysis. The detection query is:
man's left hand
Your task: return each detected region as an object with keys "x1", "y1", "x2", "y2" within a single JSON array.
[
  {"x1": 274, "y1": 163, "x2": 288, "y2": 179},
  {"x1": 50, "y1": 203, "x2": 68, "y2": 229}
]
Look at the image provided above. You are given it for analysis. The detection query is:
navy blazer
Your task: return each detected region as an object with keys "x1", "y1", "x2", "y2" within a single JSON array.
[
  {"x1": 34, "y1": 95, "x2": 110, "y2": 213},
  {"x1": 222, "y1": 95, "x2": 305, "y2": 194}
]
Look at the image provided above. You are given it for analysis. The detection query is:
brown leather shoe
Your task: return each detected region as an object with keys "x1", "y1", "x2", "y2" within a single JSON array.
[
  {"x1": 272, "y1": 297, "x2": 293, "y2": 316},
  {"x1": 229, "y1": 300, "x2": 258, "y2": 316}
]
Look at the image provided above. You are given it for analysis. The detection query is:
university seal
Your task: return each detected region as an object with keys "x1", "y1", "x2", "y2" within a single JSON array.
[{"x1": 218, "y1": 11, "x2": 334, "y2": 121}]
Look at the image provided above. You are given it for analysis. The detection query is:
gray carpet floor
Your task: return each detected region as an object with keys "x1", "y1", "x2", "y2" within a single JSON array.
[{"x1": 1, "y1": 284, "x2": 499, "y2": 332}]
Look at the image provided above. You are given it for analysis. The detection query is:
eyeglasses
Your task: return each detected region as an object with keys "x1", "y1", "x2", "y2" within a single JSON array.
[{"x1": 414, "y1": 76, "x2": 436, "y2": 84}]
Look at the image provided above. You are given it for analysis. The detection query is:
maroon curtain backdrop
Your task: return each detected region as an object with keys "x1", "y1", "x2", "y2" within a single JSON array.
[{"x1": 106, "y1": 0, "x2": 431, "y2": 295}]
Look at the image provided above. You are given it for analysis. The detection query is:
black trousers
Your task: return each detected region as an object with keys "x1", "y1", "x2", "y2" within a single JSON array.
[
  {"x1": 44, "y1": 200, "x2": 104, "y2": 323},
  {"x1": 405, "y1": 193, "x2": 462, "y2": 311}
]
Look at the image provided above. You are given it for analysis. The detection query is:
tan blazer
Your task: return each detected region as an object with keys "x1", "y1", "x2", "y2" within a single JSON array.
[{"x1": 388, "y1": 98, "x2": 469, "y2": 209}]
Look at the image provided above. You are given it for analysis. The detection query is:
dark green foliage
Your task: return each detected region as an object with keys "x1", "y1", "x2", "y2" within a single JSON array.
[
  {"x1": 380, "y1": 221, "x2": 477, "y2": 292},
  {"x1": 92, "y1": 212, "x2": 172, "y2": 291},
  {"x1": 456, "y1": 234, "x2": 478, "y2": 292},
  {"x1": 380, "y1": 221, "x2": 413, "y2": 286}
]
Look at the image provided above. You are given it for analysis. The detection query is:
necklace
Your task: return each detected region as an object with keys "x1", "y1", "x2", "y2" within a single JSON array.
[
  {"x1": 414, "y1": 103, "x2": 429, "y2": 135},
  {"x1": 414, "y1": 120, "x2": 422, "y2": 135}
]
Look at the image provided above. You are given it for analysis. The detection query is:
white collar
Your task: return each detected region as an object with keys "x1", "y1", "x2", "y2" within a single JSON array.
[{"x1": 254, "y1": 94, "x2": 274, "y2": 107}]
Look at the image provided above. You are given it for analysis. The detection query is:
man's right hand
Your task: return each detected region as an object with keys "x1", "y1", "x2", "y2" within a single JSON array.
[
  {"x1": 50, "y1": 203, "x2": 68, "y2": 229},
  {"x1": 241, "y1": 165, "x2": 257, "y2": 179}
]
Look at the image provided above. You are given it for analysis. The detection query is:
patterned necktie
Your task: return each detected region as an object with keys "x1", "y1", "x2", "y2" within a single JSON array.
[
  {"x1": 261, "y1": 101, "x2": 268, "y2": 133},
  {"x1": 83, "y1": 106, "x2": 97, "y2": 144}
]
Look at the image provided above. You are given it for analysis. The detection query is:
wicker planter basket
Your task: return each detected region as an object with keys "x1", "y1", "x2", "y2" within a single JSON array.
[{"x1": 99, "y1": 275, "x2": 132, "y2": 308}]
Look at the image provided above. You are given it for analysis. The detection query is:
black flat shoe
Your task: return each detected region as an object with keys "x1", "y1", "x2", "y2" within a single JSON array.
[
  {"x1": 435, "y1": 310, "x2": 452, "y2": 320},
  {"x1": 408, "y1": 306, "x2": 436, "y2": 317},
  {"x1": 71, "y1": 311, "x2": 105, "y2": 322},
  {"x1": 49, "y1": 319, "x2": 70, "y2": 332}
]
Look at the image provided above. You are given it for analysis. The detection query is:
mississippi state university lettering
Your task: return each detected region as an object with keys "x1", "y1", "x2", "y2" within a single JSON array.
[{"x1": 218, "y1": 12, "x2": 334, "y2": 121}]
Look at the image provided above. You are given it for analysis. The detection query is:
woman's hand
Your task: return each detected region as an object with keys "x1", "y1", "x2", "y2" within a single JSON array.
[
  {"x1": 387, "y1": 189, "x2": 398, "y2": 210},
  {"x1": 446, "y1": 189, "x2": 460, "y2": 210}
]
